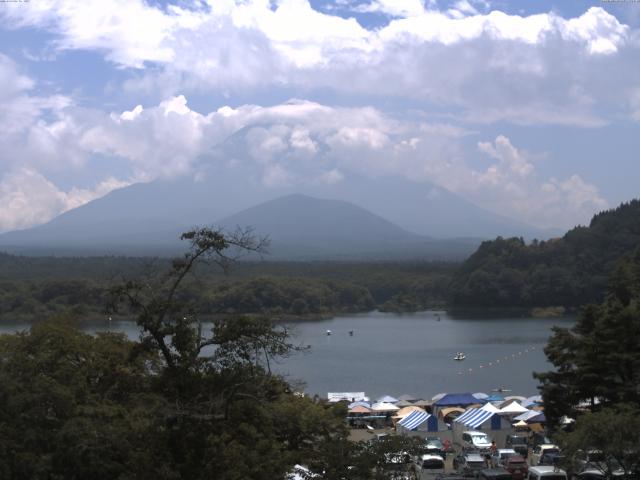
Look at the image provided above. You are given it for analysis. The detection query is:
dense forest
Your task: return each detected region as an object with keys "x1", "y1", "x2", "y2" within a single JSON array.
[
  {"x1": 3, "y1": 199, "x2": 639, "y2": 321},
  {"x1": 450, "y1": 199, "x2": 640, "y2": 308},
  {"x1": 0, "y1": 254, "x2": 454, "y2": 322}
]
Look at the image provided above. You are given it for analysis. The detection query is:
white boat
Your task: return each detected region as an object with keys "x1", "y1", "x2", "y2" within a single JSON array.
[
  {"x1": 453, "y1": 352, "x2": 466, "y2": 361},
  {"x1": 326, "y1": 330, "x2": 332, "y2": 336}
]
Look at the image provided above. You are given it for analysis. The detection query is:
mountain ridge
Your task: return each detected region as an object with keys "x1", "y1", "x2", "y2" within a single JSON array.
[{"x1": 0, "y1": 174, "x2": 558, "y2": 259}]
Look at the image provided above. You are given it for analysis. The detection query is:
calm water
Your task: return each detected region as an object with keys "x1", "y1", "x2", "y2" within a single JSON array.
[{"x1": 0, "y1": 310, "x2": 572, "y2": 400}]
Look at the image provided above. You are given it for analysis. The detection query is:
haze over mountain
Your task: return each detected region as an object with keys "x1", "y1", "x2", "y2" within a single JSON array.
[{"x1": 0, "y1": 172, "x2": 558, "y2": 259}]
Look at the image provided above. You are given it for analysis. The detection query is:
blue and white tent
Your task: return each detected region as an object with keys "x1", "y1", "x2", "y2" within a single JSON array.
[
  {"x1": 397, "y1": 410, "x2": 446, "y2": 433},
  {"x1": 453, "y1": 406, "x2": 511, "y2": 432}
]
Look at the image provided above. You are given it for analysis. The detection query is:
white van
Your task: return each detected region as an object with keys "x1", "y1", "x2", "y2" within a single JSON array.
[
  {"x1": 462, "y1": 431, "x2": 492, "y2": 452},
  {"x1": 414, "y1": 454, "x2": 445, "y2": 479},
  {"x1": 527, "y1": 466, "x2": 567, "y2": 480}
]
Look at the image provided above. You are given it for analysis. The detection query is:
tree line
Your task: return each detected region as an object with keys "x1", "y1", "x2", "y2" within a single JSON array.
[
  {"x1": 0, "y1": 256, "x2": 454, "y2": 322},
  {"x1": 450, "y1": 199, "x2": 640, "y2": 308}
]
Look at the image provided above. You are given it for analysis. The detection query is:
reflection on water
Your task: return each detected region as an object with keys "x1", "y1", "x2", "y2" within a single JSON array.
[{"x1": 0, "y1": 310, "x2": 573, "y2": 400}]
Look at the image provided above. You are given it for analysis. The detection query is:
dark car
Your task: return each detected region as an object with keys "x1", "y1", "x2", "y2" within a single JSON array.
[
  {"x1": 478, "y1": 468, "x2": 513, "y2": 480},
  {"x1": 454, "y1": 453, "x2": 487, "y2": 477},
  {"x1": 531, "y1": 434, "x2": 553, "y2": 450},
  {"x1": 504, "y1": 456, "x2": 528, "y2": 480},
  {"x1": 505, "y1": 435, "x2": 529, "y2": 458},
  {"x1": 539, "y1": 450, "x2": 563, "y2": 466},
  {"x1": 437, "y1": 475, "x2": 468, "y2": 480}
]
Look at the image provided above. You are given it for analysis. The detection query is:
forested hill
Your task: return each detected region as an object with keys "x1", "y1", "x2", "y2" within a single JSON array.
[{"x1": 449, "y1": 199, "x2": 640, "y2": 308}]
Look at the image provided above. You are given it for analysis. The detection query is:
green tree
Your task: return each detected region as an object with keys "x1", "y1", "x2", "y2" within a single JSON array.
[
  {"x1": 555, "y1": 406, "x2": 640, "y2": 479},
  {"x1": 0, "y1": 317, "x2": 167, "y2": 480},
  {"x1": 535, "y1": 250, "x2": 640, "y2": 429}
]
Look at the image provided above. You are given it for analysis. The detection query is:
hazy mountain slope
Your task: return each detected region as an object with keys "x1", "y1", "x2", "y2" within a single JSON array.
[
  {"x1": 0, "y1": 172, "x2": 554, "y2": 257},
  {"x1": 214, "y1": 194, "x2": 480, "y2": 259},
  {"x1": 217, "y1": 194, "x2": 421, "y2": 245}
]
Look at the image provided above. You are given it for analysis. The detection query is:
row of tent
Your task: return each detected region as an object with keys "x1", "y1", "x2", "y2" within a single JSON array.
[
  {"x1": 394, "y1": 403, "x2": 546, "y2": 434},
  {"x1": 347, "y1": 397, "x2": 540, "y2": 416},
  {"x1": 333, "y1": 391, "x2": 543, "y2": 409}
]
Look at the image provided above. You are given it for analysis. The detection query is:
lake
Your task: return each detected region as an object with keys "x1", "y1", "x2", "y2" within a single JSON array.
[{"x1": 0, "y1": 310, "x2": 573, "y2": 400}]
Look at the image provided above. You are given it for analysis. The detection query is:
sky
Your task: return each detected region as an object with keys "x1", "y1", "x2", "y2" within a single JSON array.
[{"x1": 0, "y1": 0, "x2": 639, "y2": 234}]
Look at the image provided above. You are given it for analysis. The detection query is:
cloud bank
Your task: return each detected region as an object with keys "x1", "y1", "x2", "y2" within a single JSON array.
[{"x1": 0, "y1": 1, "x2": 632, "y2": 233}]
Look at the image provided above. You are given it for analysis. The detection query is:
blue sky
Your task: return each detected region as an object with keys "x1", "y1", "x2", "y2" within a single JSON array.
[{"x1": 1, "y1": 0, "x2": 639, "y2": 233}]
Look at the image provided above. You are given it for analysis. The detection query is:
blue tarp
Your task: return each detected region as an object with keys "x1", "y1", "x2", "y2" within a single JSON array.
[
  {"x1": 434, "y1": 393, "x2": 480, "y2": 406},
  {"x1": 485, "y1": 394, "x2": 505, "y2": 402},
  {"x1": 398, "y1": 411, "x2": 431, "y2": 430}
]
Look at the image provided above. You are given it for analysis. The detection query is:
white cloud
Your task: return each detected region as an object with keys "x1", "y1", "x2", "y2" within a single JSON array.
[
  {"x1": 355, "y1": 0, "x2": 425, "y2": 18},
  {"x1": 3, "y1": 3, "x2": 638, "y2": 126},
  {"x1": 539, "y1": 175, "x2": 609, "y2": 227},
  {"x1": 0, "y1": 168, "x2": 131, "y2": 233},
  {"x1": 0, "y1": 56, "x2": 613, "y2": 232},
  {"x1": 447, "y1": 135, "x2": 608, "y2": 228},
  {"x1": 477, "y1": 135, "x2": 534, "y2": 179},
  {"x1": 0, "y1": 54, "x2": 133, "y2": 232}
]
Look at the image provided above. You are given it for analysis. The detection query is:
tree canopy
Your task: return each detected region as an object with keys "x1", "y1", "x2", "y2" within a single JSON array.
[
  {"x1": 0, "y1": 227, "x2": 422, "y2": 479},
  {"x1": 535, "y1": 249, "x2": 640, "y2": 478},
  {"x1": 450, "y1": 199, "x2": 640, "y2": 308}
]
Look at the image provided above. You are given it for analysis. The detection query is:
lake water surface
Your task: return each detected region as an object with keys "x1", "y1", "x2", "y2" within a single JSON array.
[{"x1": 0, "y1": 310, "x2": 573, "y2": 400}]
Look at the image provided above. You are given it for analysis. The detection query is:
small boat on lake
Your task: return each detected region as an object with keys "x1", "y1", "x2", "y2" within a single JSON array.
[
  {"x1": 326, "y1": 330, "x2": 332, "y2": 336},
  {"x1": 453, "y1": 352, "x2": 466, "y2": 361}
]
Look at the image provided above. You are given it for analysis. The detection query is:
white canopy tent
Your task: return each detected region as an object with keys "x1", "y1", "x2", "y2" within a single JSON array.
[
  {"x1": 376, "y1": 395, "x2": 399, "y2": 403},
  {"x1": 370, "y1": 402, "x2": 400, "y2": 412},
  {"x1": 499, "y1": 401, "x2": 529, "y2": 415}
]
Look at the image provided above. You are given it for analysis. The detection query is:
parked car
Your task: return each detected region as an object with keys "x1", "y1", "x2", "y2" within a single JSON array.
[
  {"x1": 573, "y1": 452, "x2": 626, "y2": 480},
  {"x1": 504, "y1": 456, "x2": 529, "y2": 480},
  {"x1": 454, "y1": 453, "x2": 488, "y2": 477},
  {"x1": 479, "y1": 468, "x2": 513, "y2": 480},
  {"x1": 530, "y1": 435, "x2": 553, "y2": 450},
  {"x1": 527, "y1": 466, "x2": 567, "y2": 480},
  {"x1": 425, "y1": 437, "x2": 446, "y2": 457},
  {"x1": 415, "y1": 454, "x2": 445, "y2": 479},
  {"x1": 492, "y1": 449, "x2": 518, "y2": 467},
  {"x1": 462, "y1": 431, "x2": 493, "y2": 452},
  {"x1": 530, "y1": 445, "x2": 560, "y2": 466},
  {"x1": 539, "y1": 451, "x2": 563, "y2": 467},
  {"x1": 573, "y1": 450, "x2": 606, "y2": 472},
  {"x1": 505, "y1": 435, "x2": 529, "y2": 458},
  {"x1": 575, "y1": 469, "x2": 607, "y2": 480},
  {"x1": 383, "y1": 453, "x2": 416, "y2": 480}
]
